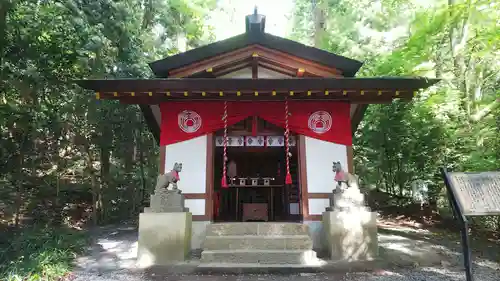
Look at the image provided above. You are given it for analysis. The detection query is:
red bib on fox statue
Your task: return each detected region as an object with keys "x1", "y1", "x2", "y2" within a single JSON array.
[{"x1": 159, "y1": 101, "x2": 352, "y2": 146}]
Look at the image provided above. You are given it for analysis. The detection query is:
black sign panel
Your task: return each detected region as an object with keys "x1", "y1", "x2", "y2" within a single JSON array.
[{"x1": 447, "y1": 172, "x2": 500, "y2": 216}]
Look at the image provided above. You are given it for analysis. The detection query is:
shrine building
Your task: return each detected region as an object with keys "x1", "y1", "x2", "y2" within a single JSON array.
[{"x1": 76, "y1": 11, "x2": 438, "y2": 250}]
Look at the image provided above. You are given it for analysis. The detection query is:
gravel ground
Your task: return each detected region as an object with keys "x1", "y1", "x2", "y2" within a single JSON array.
[
  {"x1": 73, "y1": 266, "x2": 500, "y2": 281},
  {"x1": 72, "y1": 223, "x2": 500, "y2": 281}
]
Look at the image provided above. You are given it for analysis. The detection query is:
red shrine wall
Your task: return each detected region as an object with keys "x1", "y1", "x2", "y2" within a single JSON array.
[{"x1": 159, "y1": 101, "x2": 353, "y2": 223}]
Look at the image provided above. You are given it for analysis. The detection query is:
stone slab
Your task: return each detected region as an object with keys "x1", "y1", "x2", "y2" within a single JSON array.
[
  {"x1": 144, "y1": 206, "x2": 189, "y2": 213},
  {"x1": 446, "y1": 171, "x2": 500, "y2": 216},
  {"x1": 195, "y1": 259, "x2": 382, "y2": 274},
  {"x1": 202, "y1": 235, "x2": 313, "y2": 251},
  {"x1": 322, "y1": 210, "x2": 378, "y2": 261},
  {"x1": 206, "y1": 222, "x2": 309, "y2": 236},
  {"x1": 137, "y1": 212, "x2": 192, "y2": 267},
  {"x1": 200, "y1": 250, "x2": 319, "y2": 265}
]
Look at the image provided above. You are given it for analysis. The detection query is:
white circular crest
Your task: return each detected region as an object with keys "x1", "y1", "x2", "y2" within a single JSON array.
[
  {"x1": 178, "y1": 110, "x2": 202, "y2": 133},
  {"x1": 308, "y1": 111, "x2": 332, "y2": 134}
]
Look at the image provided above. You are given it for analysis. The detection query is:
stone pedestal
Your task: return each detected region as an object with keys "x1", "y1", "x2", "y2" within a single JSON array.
[
  {"x1": 322, "y1": 210, "x2": 378, "y2": 261},
  {"x1": 150, "y1": 189, "x2": 189, "y2": 213},
  {"x1": 323, "y1": 180, "x2": 378, "y2": 261},
  {"x1": 137, "y1": 188, "x2": 191, "y2": 267},
  {"x1": 137, "y1": 212, "x2": 192, "y2": 267}
]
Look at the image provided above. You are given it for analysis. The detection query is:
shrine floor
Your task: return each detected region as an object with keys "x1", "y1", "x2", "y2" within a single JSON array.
[{"x1": 73, "y1": 221, "x2": 500, "y2": 281}]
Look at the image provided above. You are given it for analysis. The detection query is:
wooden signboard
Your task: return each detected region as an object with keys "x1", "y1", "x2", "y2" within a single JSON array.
[
  {"x1": 447, "y1": 172, "x2": 500, "y2": 216},
  {"x1": 442, "y1": 169, "x2": 500, "y2": 281}
]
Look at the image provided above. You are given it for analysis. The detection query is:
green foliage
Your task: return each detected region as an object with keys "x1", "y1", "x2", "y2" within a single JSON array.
[
  {"x1": 0, "y1": 227, "x2": 89, "y2": 281},
  {"x1": 291, "y1": 0, "x2": 500, "y2": 229},
  {"x1": 1, "y1": 0, "x2": 215, "y2": 225},
  {"x1": 1, "y1": 0, "x2": 215, "y2": 279}
]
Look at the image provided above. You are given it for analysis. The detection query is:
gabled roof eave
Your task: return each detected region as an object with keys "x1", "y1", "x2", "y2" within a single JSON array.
[{"x1": 148, "y1": 31, "x2": 363, "y2": 78}]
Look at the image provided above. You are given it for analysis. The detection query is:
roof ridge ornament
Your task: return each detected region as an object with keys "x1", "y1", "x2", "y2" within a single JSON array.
[{"x1": 245, "y1": 6, "x2": 266, "y2": 33}]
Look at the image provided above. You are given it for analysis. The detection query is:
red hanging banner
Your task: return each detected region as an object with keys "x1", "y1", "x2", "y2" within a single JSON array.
[
  {"x1": 258, "y1": 101, "x2": 353, "y2": 146},
  {"x1": 159, "y1": 101, "x2": 249, "y2": 146},
  {"x1": 159, "y1": 101, "x2": 352, "y2": 146}
]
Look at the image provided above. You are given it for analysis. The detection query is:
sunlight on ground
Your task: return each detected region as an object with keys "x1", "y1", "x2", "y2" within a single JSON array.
[
  {"x1": 378, "y1": 233, "x2": 442, "y2": 262},
  {"x1": 420, "y1": 267, "x2": 465, "y2": 279},
  {"x1": 97, "y1": 239, "x2": 138, "y2": 259},
  {"x1": 97, "y1": 238, "x2": 139, "y2": 268},
  {"x1": 136, "y1": 246, "x2": 154, "y2": 269},
  {"x1": 381, "y1": 225, "x2": 431, "y2": 234},
  {"x1": 300, "y1": 250, "x2": 328, "y2": 266}
]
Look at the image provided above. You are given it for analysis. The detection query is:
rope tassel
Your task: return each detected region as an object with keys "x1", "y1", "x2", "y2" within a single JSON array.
[
  {"x1": 221, "y1": 101, "x2": 229, "y2": 188},
  {"x1": 284, "y1": 98, "x2": 292, "y2": 185}
]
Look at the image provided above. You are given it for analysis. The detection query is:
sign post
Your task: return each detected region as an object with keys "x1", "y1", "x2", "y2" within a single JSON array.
[{"x1": 441, "y1": 168, "x2": 500, "y2": 281}]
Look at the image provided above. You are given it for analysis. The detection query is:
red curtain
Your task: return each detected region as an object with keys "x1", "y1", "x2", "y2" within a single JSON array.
[{"x1": 159, "y1": 101, "x2": 352, "y2": 146}]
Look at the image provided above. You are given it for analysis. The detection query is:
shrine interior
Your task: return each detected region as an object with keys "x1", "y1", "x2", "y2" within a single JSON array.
[{"x1": 213, "y1": 117, "x2": 301, "y2": 222}]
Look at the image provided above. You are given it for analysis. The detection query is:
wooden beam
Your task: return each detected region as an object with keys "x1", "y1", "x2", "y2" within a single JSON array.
[
  {"x1": 188, "y1": 57, "x2": 252, "y2": 78},
  {"x1": 159, "y1": 146, "x2": 166, "y2": 175},
  {"x1": 183, "y1": 193, "x2": 206, "y2": 199},
  {"x1": 351, "y1": 104, "x2": 369, "y2": 133},
  {"x1": 167, "y1": 44, "x2": 344, "y2": 78},
  {"x1": 116, "y1": 95, "x2": 405, "y2": 104},
  {"x1": 257, "y1": 62, "x2": 295, "y2": 77},
  {"x1": 205, "y1": 133, "x2": 214, "y2": 221},
  {"x1": 346, "y1": 145, "x2": 354, "y2": 173},
  {"x1": 252, "y1": 53, "x2": 258, "y2": 78},
  {"x1": 298, "y1": 135, "x2": 309, "y2": 221},
  {"x1": 252, "y1": 45, "x2": 343, "y2": 77},
  {"x1": 80, "y1": 78, "x2": 434, "y2": 93},
  {"x1": 307, "y1": 193, "x2": 331, "y2": 198},
  {"x1": 258, "y1": 56, "x2": 298, "y2": 73},
  {"x1": 213, "y1": 63, "x2": 251, "y2": 77},
  {"x1": 297, "y1": 68, "x2": 305, "y2": 77},
  {"x1": 102, "y1": 89, "x2": 413, "y2": 101},
  {"x1": 169, "y1": 46, "x2": 256, "y2": 77}
]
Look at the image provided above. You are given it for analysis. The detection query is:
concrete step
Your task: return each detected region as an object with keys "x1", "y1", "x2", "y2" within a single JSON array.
[
  {"x1": 196, "y1": 259, "x2": 381, "y2": 274},
  {"x1": 200, "y1": 250, "x2": 320, "y2": 265},
  {"x1": 196, "y1": 263, "x2": 324, "y2": 274},
  {"x1": 202, "y1": 235, "x2": 313, "y2": 250},
  {"x1": 206, "y1": 222, "x2": 309, "y2": 236}
]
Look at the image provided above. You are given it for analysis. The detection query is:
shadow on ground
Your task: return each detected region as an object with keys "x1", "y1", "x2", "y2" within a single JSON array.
[{"x1": 72, "y1": 222, "x2": 500, "y2": 281}]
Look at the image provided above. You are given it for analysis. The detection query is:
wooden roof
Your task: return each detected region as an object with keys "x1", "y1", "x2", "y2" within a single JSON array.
[
  {"x1": 167, "y1": 45, "x2": 344, "y2": 78},
  {"x1": 76, "y1": 11, "x2": 440, "y2": 143},
  {"x1": 149, "y1": 11, "x2": 362, "y2": 78},
  {"x1": 149, "y1": 32, "x2": 362, "y2": 78},
  {"x1": 76, "y1": 77, "x2": 439, "y2": 104}
]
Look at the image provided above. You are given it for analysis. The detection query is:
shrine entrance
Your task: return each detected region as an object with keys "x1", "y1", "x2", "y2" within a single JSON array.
[{"x1": 213, "y1": 117, "x2": 302, "y2": 222}]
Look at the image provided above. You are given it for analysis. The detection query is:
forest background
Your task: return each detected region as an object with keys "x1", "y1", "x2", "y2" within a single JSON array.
[{"x1": 0, "y1": 0, "x2": 498, "y2": 280}]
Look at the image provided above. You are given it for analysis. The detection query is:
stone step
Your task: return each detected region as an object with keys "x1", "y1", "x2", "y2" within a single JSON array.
[
  {"x1": 196, "y1": 263, "x2": 325, "y2": 274},
  {"x1": 206, "y1": 222, "x2": 309, "y2": 236},
  {"x1": 200, "y1": 250, "x2": 319, "y2": 265},
  {"x1": 202, "y1": 235, "x2": 313, "y2": 250}
]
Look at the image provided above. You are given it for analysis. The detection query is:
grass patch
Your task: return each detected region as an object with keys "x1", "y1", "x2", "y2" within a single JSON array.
[{"x1": 0, "y1": 226, "x2": 89, "y2": 281}]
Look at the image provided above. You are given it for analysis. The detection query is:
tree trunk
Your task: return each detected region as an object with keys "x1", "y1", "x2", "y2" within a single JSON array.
[
  {"x1": 100, "y1": 144, "x2": 110, "y2": 222},
  {"x1": 83, "y1": 141, "x2": 100, "y2": 225},
  {"x1": 448, "y1": 0, "x2": 471, "y2": 116},
  {"x1": 14, "y1": 153, "x2": 23, "y2": 228},
  {"x1": 0, "y1": 0, "x2": 13, "y2": 59},
  {"x1": 313, "y1": 0, "x2": 326, "y2": 48},
  {"x1": 138, "y1": 128, "x2": 147, "y2": 212}
]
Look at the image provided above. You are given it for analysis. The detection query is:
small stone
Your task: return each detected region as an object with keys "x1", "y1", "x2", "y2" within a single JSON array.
[{"x1": 441, "y1": 260, "x2": 451, "y2": 267}]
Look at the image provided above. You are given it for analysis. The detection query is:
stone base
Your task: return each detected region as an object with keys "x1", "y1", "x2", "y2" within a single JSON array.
[
  {"x1": 322, "y1": 210, "x2": 378, "y2": 261},
  {"x1": 150, "y1": 190, "x2": 188, "y2": 213},
  {"x1": 143, "y1": 206, "x2": 189, "y2": 213},
  {"x1": 137, "y1": 212, "x2": 192, "y2": 267}
]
